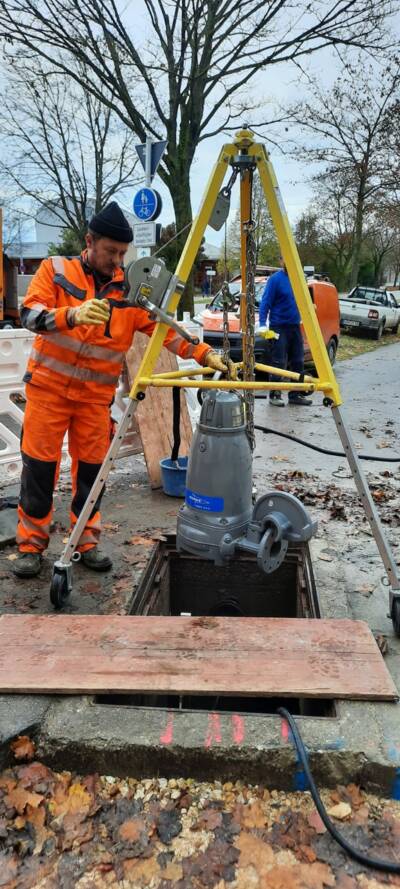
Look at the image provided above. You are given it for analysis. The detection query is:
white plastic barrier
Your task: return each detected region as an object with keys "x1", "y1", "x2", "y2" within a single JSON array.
[
  {"x1": 0, "y1": 330, "x2": 141, "y2": 482},
  {"x1": 0, "y1": 329, "x2": 35, "y2": 478}
]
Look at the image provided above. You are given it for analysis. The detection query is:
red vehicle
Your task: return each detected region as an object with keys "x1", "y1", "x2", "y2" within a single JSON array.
[{"x1": 195, "y1": 270, "x2": 340, "y2": 366}]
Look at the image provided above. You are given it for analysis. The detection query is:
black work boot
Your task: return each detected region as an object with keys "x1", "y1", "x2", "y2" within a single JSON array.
[
  {"x1": 12, "y1": 552, "x2": 43, "y2": 578},
  {"x1": 80, "y1": 547, "x2": 112, "y2": 572},
  {"x1": 289, "y1": 394, "x2": 312, "y2": 406},
  {"x1": 269, "y1": 391, "x2": 285, "y2": 407}
]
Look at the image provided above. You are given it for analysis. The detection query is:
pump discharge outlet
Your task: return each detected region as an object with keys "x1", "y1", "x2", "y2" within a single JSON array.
[{"x1": 176, "y1": 390, "x2": 317, "y2": 575}]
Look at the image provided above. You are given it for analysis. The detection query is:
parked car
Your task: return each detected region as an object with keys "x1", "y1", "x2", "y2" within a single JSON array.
[
  {"x1": 194, "y1": 273, "x2": 340, "y2": 366},
  {"x1": 339, "y1": 286, "x2": 400, "y2": 339}
]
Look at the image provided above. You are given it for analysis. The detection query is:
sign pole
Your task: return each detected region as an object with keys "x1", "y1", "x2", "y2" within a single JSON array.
[{"x1": 145, "y1": 137, "x2": 152, "y2": 188}]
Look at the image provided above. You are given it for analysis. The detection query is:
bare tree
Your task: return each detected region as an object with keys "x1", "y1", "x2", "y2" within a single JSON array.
[
  {"x1": 0, "y1": 61, "x2": 139, "y2": 246},
  {"x1": 288, "y1": 59, "x2": 400, "y2": 287},
  {"x1": 0, "y1": 0, "x2": 396, "y2": 309}
]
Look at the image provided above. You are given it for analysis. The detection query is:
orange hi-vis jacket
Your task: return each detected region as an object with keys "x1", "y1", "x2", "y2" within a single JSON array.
[{"x1": 21, "y1": 253, "x2": 211, "y2": 404}]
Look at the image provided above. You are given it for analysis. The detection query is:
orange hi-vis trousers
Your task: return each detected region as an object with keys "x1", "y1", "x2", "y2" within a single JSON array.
[{"x1": 17, "y1": 385, "x2": 112, "y2": 554}]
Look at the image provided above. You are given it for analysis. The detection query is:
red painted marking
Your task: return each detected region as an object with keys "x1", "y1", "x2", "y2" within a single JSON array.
[
  {"x1": 204, "y1": 712, "x2": 222, "y2": 748},
  {"x1": 281, "y1": 718, "x2": 289, "y2": 742},
  {"x1": 232, "y1": 714, "x2": 245, "y2": 745},
  {"x1": 160, "y1": 711, "x2": 174, "y2": 745}
]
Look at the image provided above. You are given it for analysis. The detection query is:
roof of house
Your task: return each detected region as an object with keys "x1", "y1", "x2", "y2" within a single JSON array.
[
  {"x1": 5, "y1": 242, "x2": 51, "y2": 260},
  {"x1": 203, "y1": 241, "x2": 220, "y2": 261}
]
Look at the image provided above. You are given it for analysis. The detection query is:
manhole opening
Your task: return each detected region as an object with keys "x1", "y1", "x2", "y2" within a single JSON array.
[{"x1": 97, "y1": 534, "x2": 335, "y2": 717}]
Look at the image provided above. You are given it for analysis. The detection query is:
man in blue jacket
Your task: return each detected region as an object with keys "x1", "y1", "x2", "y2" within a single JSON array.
[{"x1": 259, "y1": 258, "x2": 312, "y2": 407}]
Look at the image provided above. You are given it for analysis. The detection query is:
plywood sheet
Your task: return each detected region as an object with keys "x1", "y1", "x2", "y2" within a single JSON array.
[
  {"x1": 0, "y1": 615, "x2": 396, "y2": 700},
  {"x1": 125, "y1": 333, "x2": 193, "y2": 489}
]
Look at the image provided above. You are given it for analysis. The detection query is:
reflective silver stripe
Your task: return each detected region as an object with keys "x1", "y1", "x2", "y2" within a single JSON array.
[
  {"x1": 30, "y1": 301, "x2": 48, "y2": 312},
  {"x1": 21, "y1": 307, "x2": 43, "y2": 332},
  {"x1": 166, "y1": 334, "x2": 196, "y2": 359},
  {"x1": 51, "y1": 256, "x2": 64, "y2": 275},
  {"x1": 30, "y1": 347, "x2": 120, "y2": 386},
  {"x1": 44, "y1": 311, "x2": 57, "y2": 332},
  {"x1": 47, "y1": 331, "x2": 125, "y2": 363}
]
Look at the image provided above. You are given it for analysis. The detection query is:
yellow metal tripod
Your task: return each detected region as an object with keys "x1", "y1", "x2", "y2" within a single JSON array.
[{"x1": 50, "y1": 130, "x2": 400, "y2": 632}]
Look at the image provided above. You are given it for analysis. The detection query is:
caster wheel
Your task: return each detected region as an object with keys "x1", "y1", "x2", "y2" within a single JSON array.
[
  {"x1": 392, "y1": 598, "x2": 400, "y2": 638},
  {"x1": 50, "y1": 571, "x2": 71, "y2": 610}
]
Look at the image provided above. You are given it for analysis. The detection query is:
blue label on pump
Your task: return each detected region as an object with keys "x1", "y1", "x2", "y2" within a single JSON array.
[{"x1": 186, "y1": 489, "x2": 224, "y2": 512}]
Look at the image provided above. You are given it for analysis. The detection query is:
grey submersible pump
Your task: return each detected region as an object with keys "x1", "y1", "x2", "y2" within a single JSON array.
[{"x1": 176, "y1": 389, "x2": 317, "y2": 575}]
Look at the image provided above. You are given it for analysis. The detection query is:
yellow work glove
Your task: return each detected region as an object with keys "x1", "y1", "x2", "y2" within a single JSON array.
[
  {"x1": 71, "y1": 299, "x2": 110, "y2": 327},
  {"x1": 258, "y1": 326, "x2": 279, "y2": 340},
  {"x1": 204, "y1": 351, "x2": 238, "y2": 381}
]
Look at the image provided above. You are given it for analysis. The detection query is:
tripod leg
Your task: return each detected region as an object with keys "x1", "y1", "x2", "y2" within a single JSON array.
[
  {"x1": 332, "y1": 405, "x2": 400, "y2": 632},
  {"x1": 49, "y1": 398, "x2": 138, "y2": 609}
]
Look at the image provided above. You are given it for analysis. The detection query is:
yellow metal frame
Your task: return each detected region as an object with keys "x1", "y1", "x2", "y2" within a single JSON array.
[{"x1": 128, "y1": 129, "x2": 342, "y2": 407}]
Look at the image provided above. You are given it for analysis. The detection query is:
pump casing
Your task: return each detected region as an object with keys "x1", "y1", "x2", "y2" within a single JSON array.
[{"x1": 176, "y1": 389, "x2": 317, "y2": 575}]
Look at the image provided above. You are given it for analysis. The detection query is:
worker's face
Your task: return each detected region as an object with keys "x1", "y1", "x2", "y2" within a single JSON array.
[{"x1": 85, "y1": 233, "x2": 129, "y2": 278}]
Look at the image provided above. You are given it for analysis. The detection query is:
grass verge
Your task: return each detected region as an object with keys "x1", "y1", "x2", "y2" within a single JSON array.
[{"x1": 337, "y1": 329, "x2": 400, "y2": 361}]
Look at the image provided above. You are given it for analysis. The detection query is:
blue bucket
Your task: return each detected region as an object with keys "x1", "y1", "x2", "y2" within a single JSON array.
[{"x1": 160, "y1": 456, "x2": 188, "y2": 497}]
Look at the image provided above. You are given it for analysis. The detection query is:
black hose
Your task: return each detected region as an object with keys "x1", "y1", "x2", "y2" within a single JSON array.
[
  {"x1": 255, "y1": 425, "x2": 400, "y2": 462},
  {"x1": 278, "y1": 707, "x2": 400, "y2": 873}
]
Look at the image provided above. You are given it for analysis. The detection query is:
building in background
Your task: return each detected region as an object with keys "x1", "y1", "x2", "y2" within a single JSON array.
[{"x1": 5, "y1": 202, "x2": 138, "y2": 275}]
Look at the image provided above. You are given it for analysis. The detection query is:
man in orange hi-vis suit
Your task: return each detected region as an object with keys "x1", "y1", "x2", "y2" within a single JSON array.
[{"x1": 14, "y1": 202, "x2": 228, "y2": 578}]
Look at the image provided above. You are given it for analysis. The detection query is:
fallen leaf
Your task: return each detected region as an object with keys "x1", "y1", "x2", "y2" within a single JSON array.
[
  {"x1": 156, "y1": 808, "x2": 182, "y2": 844},
  {"x1": 343, "y1": 784, "x2": 365, "y2": 809},
  {"x1": 127, "y1": 535, "x2": 154, "y2": 546},
  {"x1": 318, "y1": 553, "x2": 333, "y2": 562},
  {"x1": 17, "y1": 761, "x2": 54, "y2": 791},
  {"x1": 356, "y1": 584, "x2": 375, "y2": 597},
  {"x1": 0, "y1": 853, "x2": 18, "y2": 887},
  {"x1": 374, "y1": 633, "x2": 389, "y2": 656},
  {"x1": 59, "y1": 811, "x2": 94, "y2": 851},
  {"x1": 240, "y1": 799, "x2": 267, "y2": 829},
  {"x1": 271, "y1": 455, "x2": 290, "y2": 463},
  {"x1": 0, "y1": 775, "x2": 16, "y2": 793},
  {"x1": 5, "y1": 786, "x2": 44, "y2": 814},
  {"x1": 193, "y1": 807, "x2": 223, "y2": 831},
  {"x1": 103, "y1": 522, "x2": 119, "y2": 532},
  {"x1": 260, "y1": 861, "x2": 335, "y2": 889},
  {"x1": 326, "y1": 802, "x2": 352, "y2": 821},
  {"x1": 119, "y1": 817, "x2": 145, "y2": 842},
  {"x1": 123, "y1": 857, "x2": 161, "y2": 882},
  {"x1": 10, "y1": 736, "x2": 35, "y2": 761},
  {"x1": 353, "y1": 804, "x2": 370, "y2": 825},
  {"x1": 307, "y1": 810, "x2": 327, "y2": 834},
  {"x1": 299, "y1": 844, "x2": 317, "y2": 863},
  {"x1": 26, "y1": 803, "x2": 51, "y2": 854},
  {"x1": 6, "y1": 554, "x2": 17, "y2": 561},
  {"x1": 48, "y1": 781, "x2": 92, "y2": 818},
  {"x1": 236, "y1": 832, "x2": 275, "y2": 871},
  {"x1": 163, "y1": 861, "x2": 184, "y2": 880}
]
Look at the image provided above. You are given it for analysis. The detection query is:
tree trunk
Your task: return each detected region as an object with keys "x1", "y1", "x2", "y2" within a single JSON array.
[
  {"x1": 170, "y1": 172, "x2": 194, "y2": 318},
  {"x1": 350, "y1": 182, "x2": 366, "y2": 289}
]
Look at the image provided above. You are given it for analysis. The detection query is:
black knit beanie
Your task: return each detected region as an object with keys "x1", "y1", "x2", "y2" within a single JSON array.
[{"x1": 89, "y1": 201, "x2": 133, "y2": 243}]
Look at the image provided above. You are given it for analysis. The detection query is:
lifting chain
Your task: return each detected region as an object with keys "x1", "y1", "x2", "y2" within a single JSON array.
[
  {"x1": 221, "y1": 280, "x2": 232, "y2": 368},
  {"x1": 243, "y1": 205, "x2": 257, "y2": 450}
]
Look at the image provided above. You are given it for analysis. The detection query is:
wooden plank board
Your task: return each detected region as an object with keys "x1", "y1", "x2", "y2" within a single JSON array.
[
  {"x1": 126, "y1": 333, "x2": 193, "y2": 489},
  {"x1": 0, "y1": 615, "x2": 396, "y2": 700}
]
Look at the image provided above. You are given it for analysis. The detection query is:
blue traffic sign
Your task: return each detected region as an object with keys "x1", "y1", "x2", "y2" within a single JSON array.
[{"x1": 132, "y1": 187, "x2": 162, "y2": 221}]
